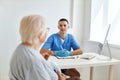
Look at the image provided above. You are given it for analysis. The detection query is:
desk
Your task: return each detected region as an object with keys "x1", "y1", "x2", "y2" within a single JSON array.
[{"x1": 50, "y1": 53, "x2": 120, "y2": 80}]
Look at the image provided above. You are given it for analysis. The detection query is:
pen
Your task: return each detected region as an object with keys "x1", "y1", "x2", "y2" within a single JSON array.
[{"x1": 60, "y1": 45, "x2": 64, "y2": 50}]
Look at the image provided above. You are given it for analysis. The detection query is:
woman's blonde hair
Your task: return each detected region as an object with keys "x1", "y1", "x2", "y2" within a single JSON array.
[{"x1": 19, "y1": 15, "x2": 47, "y2": 44}]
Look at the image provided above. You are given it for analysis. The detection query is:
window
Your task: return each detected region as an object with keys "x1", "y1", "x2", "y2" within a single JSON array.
[{"x1": 90, "y1": 0, "x2": 120, "y2": 45}]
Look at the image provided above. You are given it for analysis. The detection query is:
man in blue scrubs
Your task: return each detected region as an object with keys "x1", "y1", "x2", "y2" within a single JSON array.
[{"x1": 40, "y1": 18, "x2": 83, "y2": 80}]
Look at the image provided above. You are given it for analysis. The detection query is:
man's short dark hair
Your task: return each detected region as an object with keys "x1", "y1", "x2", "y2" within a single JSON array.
[{"x1": 58, "y1": 18, "x2": 69, "y2": 23}]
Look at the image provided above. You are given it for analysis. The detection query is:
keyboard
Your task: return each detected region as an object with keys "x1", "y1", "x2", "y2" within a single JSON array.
[{"x1": 79, "y1": 53, "x2": 97, "y2": 60}]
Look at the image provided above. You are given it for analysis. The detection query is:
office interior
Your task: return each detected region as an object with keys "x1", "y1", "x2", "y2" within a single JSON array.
[{"x1": 0, "y1": 0, "x2": 120, "y2": 80}]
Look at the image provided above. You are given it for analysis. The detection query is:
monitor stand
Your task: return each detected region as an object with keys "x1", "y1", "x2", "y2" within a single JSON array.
[{"x1": 97, "y1": 40, "x2": 112, "y2": 61}]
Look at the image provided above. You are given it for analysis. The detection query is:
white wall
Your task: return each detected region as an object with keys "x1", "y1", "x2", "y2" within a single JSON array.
[
  {"x1": 83, "y1": 0, "x2": 91, "y2": 41},
  {"x1": 0, "y1": 0, "x2": 72, "y2": 80},
  {"x1": 0, "y1": 0, "x2": 85, "y2": 80},
  {"x1": 72, "y1": 0, "x2": 85, "y2": 44}
]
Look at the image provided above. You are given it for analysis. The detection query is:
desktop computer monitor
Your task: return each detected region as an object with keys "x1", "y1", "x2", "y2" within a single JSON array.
[{"x1": 99, "y1": 24, "x2": 112, "y2": 60}]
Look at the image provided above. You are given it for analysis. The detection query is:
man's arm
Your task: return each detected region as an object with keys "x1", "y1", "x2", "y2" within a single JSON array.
[
  {"x1": 40, "y1": 48, "x2": 54, "y2": 60},
  {"x1": 40, "y1": 48, "x2": 51, "y2": 54},
  {"x1": 71, "y1": 48, "x2": 83, "y2": 55},
  {"x1": 40, "y1": 48, "x2": 83, "y2": 57}
]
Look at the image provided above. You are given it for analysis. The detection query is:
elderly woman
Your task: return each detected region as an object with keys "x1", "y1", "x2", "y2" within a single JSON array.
[{"x1": 9, "y1": 15, "x2": 65, "y2": 80}]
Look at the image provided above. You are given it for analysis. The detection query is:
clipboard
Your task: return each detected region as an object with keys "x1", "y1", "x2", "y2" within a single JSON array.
[{"x1": 55, "y1": 56, "x2": 75, "y2": 59}]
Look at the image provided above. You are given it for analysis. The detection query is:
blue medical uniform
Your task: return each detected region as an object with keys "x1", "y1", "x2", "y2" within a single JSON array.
[{"x1": 42, "y1": 33, "x2": 80, "y2": 51}]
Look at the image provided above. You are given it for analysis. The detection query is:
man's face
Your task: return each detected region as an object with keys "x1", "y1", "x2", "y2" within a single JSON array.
[{"x1": 58, "y1": 21, "x2": 69, "y2": 34}]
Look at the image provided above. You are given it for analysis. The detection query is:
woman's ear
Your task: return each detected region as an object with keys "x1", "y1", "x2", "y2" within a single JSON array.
[
  {"x1": 68, "y1": 25, "x2": 70, "y2": 29},
  {"x1": 39, "y1": 32, "x2": 47, "y2": 43}
]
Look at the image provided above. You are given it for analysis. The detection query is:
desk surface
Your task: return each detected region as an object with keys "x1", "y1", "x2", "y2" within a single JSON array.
[{"x1": 49, "y1": 53, "x2": 120, "y2": 69}]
